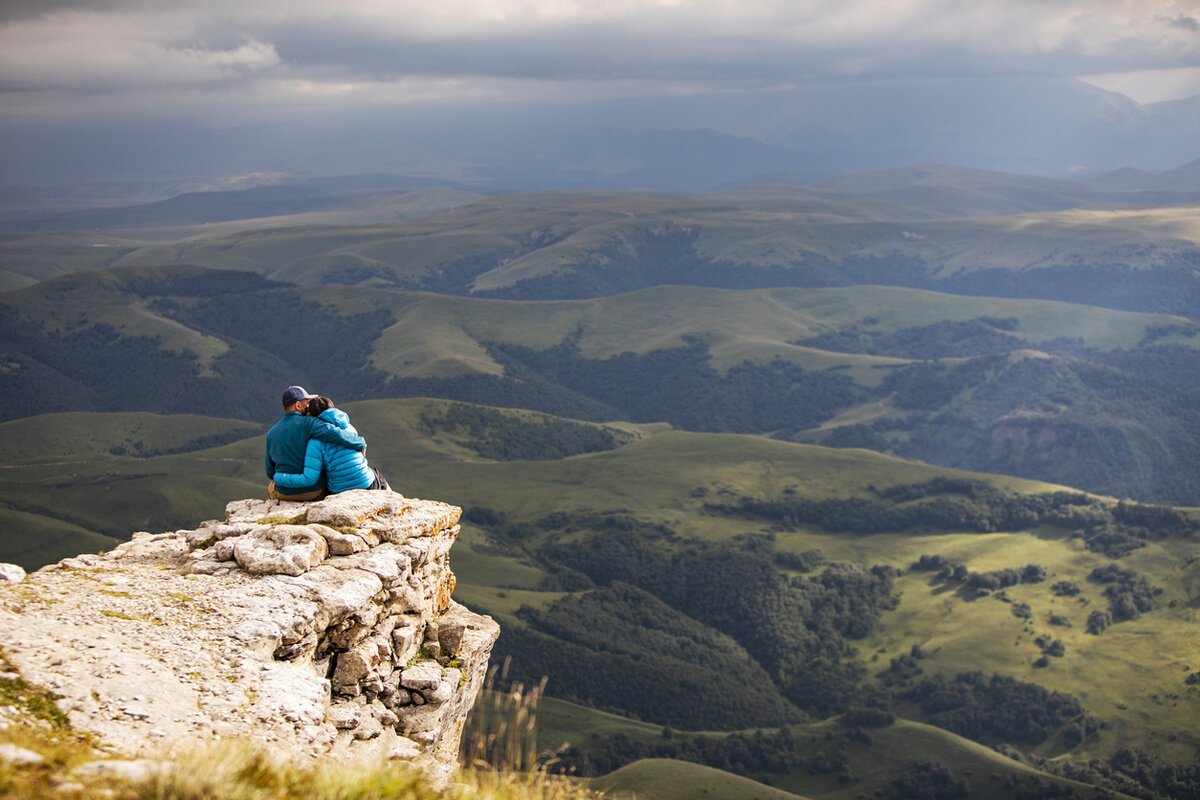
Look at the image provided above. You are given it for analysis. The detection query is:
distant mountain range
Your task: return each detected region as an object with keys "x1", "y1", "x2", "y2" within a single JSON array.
[
  {"x1": 6, "y1": 170, "x2": 1199, "y2": 318},
  {"x1": 2, "y1": 76, "x2": 1198, "y2": 194},
  {"x1": 6, "y1": 160, "x2": 1200, "y2": 230}
]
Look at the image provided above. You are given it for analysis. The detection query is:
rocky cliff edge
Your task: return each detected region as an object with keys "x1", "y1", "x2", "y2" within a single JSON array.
[{"x1": 0, "y1": 490, "x2": 499, "y2": 785}]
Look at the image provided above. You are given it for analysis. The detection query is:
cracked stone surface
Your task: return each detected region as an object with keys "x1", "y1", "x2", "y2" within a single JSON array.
[{"x1": 0, "y1": 490, "x2": 498, "y2": 786}]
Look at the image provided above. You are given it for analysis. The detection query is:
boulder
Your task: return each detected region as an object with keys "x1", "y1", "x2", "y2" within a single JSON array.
[
  {"x1": 0, "y1": 563, "x2": 25, "y2": 583},
  {"x1": 233, "y1": 524, "x2": 329, "y2": 576}
]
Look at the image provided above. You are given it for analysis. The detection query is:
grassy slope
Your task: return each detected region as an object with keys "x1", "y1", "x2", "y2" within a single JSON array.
[
  {"x1": 0, "y1": 188, "x2": 483, "y2": 285},
  {"x1": 7, "y1": 187, "x2": 1198, "y2": 295},
  {"x1": 592, "y1": 759, "x2": 809, "y2": 800},
  {"x1": 6, "y1": 264, "x2": 1193, "y2": 384},
  {"x1": 0, "y1": 508, "x2": 117, "y2": 571},
  {"x1": 361, "y1": 283, "x2": 1191, "y2": 380},
  {"x1": 0, "y1": 411, "x2": 261, "y2": 463},
  {"x1": 2, "y1": 400, "x2": 1195, "y2": 769},
  {"x1": 0, "y1": 268, "x2": 231, "y2": 370},
  {"x1": 0, "y1": 412, "x2": 263, "y2": 566},
  {"x1": 548, "y1": 699, "x2": 1118, "y2": 800}
]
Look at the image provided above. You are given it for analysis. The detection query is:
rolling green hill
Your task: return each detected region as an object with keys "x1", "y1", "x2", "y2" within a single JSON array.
[
  {"x1": 4, "y1": 183, "x2": 1200, "y2": 312},
  {"x1": 3, "y1": 267, "x2": 1197, "y2": 502},
  {"x1": 3, "y1": 399, "x2": 1194, "y2": 798},
  {"x1": 2, "y1": 175, "x2": 1199, "y2": 800},
  {"x1": 593, "y1": 759, "x2": 809, "y2": 800}
]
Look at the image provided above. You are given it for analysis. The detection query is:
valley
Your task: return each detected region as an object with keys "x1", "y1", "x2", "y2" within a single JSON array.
[
  {"x1": 1, "y1": 169, "x2": 1199, "y2": 798},
  {"x1": 0, "y1": 399, "x2": 1197, "y2": 798}
]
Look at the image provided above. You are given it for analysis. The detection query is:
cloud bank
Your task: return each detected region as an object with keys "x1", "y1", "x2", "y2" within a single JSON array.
[{"x1": 1, "y1": 0, "x2": 1198, "y2": 121}]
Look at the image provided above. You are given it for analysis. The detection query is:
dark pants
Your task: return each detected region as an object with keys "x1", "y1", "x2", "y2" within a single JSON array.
[{"x1": 367, "y1": 468, "x2": 390, "y2": 491}]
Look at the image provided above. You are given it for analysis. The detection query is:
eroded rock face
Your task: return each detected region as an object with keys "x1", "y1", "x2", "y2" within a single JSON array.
[{"x1": 0, "y1": 491, "x2": 498, "y2": 785}]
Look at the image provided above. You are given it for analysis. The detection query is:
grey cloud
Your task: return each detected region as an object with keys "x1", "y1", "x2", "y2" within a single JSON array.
[
  {"x1": 0, "y1": 0, "x2": 141, "y2": 23},
  {"x1": 2, "y1": 0, "x2": 1200, "y2": 122},
  {"x1": 258, "y1": 16, "x2": 1126, "y2": 90},
  {"x1": 1166, "y1": 14, "x2": 1200, "y2": 31}
]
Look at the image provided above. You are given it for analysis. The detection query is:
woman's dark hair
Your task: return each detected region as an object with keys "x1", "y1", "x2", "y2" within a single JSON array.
[{"x1": 305, "y1": 395, "x2": 335, "y2": 416}]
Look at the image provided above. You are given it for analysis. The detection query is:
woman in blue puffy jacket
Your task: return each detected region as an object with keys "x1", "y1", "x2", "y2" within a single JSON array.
[{"x1": 272, "y1": 396, "x2": 390, "y2": 494}]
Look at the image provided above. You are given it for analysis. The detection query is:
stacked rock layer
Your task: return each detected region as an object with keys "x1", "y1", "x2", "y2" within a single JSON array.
[{"x1": 0, "y1": 490, "x2": 499, "y2": 783}]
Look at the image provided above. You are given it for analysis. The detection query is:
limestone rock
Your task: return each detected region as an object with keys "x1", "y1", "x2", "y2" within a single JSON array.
[
  {"x1": 0, "y1": 491, "x2": 499, "y2": 784},
  {"x1": 0, "y1": 563, "x2": 25, "y2": 583},
  {"x1": 306, "y1": 490, "x2": 462, "y2": 543},
  {"x1": 314, "y1": 525, "x2": 370, "y2": 556},
  {"x1": 233, "y1": 524, "x2": 329, "y2": 576},
  {"x1": 400, "y1": 661, "x2": 444, "y2": 692},
  {"x1": 328, "y1": 705, "x2": 361, "y2": 730},
  {"x1": 0, "y1": 743, "x2": 43, "y2": 765},
  {"x1": 72, "y1": 759, "x2": 161, "y2": 782},
  {"x1": 438, "y1": 619, "x2": 467, "y2": 657}
]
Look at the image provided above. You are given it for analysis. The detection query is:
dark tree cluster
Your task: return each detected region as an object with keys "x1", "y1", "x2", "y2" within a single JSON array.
[
  {"x1": 549, "y1": 727, "x2": 800, "y2": 778},
  {"x1": 129, "y1": 426, "x2": 266, "y2": 457},
  {"x1": 167, "y1": 287, "x2": 396, "y2": 402},
  {"x1": 966, "y1": 564, "x2": 1047, "y2": 592},
  {"x1": 901, "y1": 672, "x2": 1095, "y2": 746},
  {"x1": 488, "y1": 601, "x2": 801, "y2": 731},
  {"x1": 532, "y1": 529, "x2": 898, "y2": 718},
  {"x1": 1086, "y1": 610, "x2": 1112, "y2": 636},
  {"x1": 878, "y1": 652, "x2": 924, "y2": 687},
  {"x1": 843, "y1": 704, "x2": 895, "y2": 727},
  {"x1": 912, "y1": 554, "x2": 1053, "y2": 607},
  {"x1": 1087, "y1": 565, "x2": 1163, "y2": 623},
  {"x1": 122, "y1": 266, "x2": 279, "y2": 298},
  {"x1": 880, "y1": 761, "x2": 969, "y2": 800},
  {"x1": 909, "y1": 554, "x2": 969, "y2": 583},
  {"x1": 796, "y1": 317, "x2": 1024, "y2": 360},
  {"x1": 1034, "y1": 635, "x2": 1066, "y2": 658},
  {"x1": 486, "y1": 334, "x2": 864, "y2": 434},
  {"x1": 418, "y1": 404, "x2": 626, "y2": 461},
  {"x1": 818, "y1": 347, "x2": 1200, "y2": 505},
  {"x1": 710, "y1": 479, "x2": 1195, "y2": 555},
  {"x1": 772, "y1": 548, "x2": 826, "y2": 572},
  {"x1": 384, "y1": 371, "x2": 616, "y2": 422},
  {"x1": 1054, "y1": 746, "x2": 1200, "y2": 800}
]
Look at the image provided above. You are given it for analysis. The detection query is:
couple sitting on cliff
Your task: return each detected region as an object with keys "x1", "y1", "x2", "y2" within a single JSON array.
[{"x1": 264, "y1": 385, "x2": 390, "y2": 501}]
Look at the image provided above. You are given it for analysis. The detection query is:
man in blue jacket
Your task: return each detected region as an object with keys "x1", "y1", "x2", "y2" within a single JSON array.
[{"x1": 265, "y1": 385, "x2": 366, "y2": 501}]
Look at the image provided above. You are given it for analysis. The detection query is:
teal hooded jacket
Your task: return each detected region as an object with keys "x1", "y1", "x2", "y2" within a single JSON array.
[{"x1": 272, "y1": 408, "x2": 375, "y2": 494}]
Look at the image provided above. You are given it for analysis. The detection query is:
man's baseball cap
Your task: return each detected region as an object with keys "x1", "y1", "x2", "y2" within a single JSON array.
[{"x1": 282, "y1": 385, "x2": 315, "y2": 407}]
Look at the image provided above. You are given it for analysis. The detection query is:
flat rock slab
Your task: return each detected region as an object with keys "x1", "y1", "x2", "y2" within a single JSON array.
[{"x1": 0, "y1": 491, "x2": 497, "y2": 785}]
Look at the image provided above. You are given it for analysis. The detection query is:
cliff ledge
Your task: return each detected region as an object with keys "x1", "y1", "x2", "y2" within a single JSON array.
[{"x1": 0, "y1": 490, "x2": 499, "y2": 785}]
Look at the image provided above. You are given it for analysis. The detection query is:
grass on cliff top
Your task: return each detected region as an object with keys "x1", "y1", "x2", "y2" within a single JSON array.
[
  {"x1": 0, "y1": 738, "x2": 599, "y2": 800},
  {"x1": 0, "y1": 670, "x2": 595, "y2": 800},
  {"x1": 127, "y1": 747, "x2": 599, "y2": 800}
]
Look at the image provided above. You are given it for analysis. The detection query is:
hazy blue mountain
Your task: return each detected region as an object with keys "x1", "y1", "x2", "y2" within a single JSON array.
[{"x1": 2, "y1": 76, "x2": 1197, "y2": 193}]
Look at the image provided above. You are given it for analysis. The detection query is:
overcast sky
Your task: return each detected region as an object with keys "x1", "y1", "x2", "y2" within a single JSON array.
[{"x1": 1, "y1": 0, "x2": 1199, "y2": 125}]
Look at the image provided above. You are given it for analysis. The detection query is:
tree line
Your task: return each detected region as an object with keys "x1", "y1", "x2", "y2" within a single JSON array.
[{"x1": 708, "y1": 477, "x2": 1196, "y2": 558}]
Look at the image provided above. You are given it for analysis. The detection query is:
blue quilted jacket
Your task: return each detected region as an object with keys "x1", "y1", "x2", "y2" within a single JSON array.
[{"x1": 272, "y1": 409, "x2": 374, "y2": 493}]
